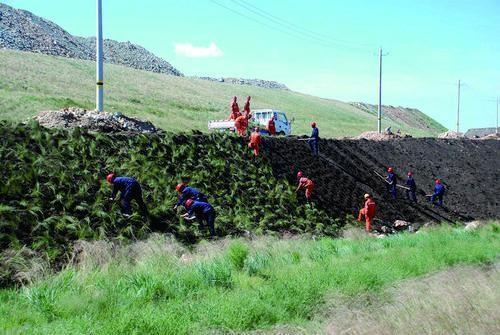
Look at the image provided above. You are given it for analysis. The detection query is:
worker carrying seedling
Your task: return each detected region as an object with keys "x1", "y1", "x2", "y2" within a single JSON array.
[
  {"x1": 174, "y1": 183, "x2": 208, "y2": 209},
  {"x1": 106, "y1": 173, "x2": 148, "y2": 217},
  {"x1": 309, "y1": 122, "x2": 319, "y2": 155},
  {"x1": 267, "y1": 115, "x2": 276, "y2": 135},
  {"x1": 385, "y1": 167, "x2": 397, "y2": 199},
  {"x1": 248, "y1": 126, "x2": 262, "y2": 157},
  {"x1": 405, "y1": 172, "x2": 417, "y2": 202},
  {"x1": 229, "y1": 96, "x2": 241, "y2": 120},
  {"x1": 358, "y1": 193, "x2": 376, "y2": 232},
  {"x1": 181, "y1": 199, "x2": 216, "y2": 237},
  {"x1": 428, "y1": 179, "x2": 445, "y2": 206},
  {"x1": 296, "y1": 171, "x2": 314, "y2": 201}
]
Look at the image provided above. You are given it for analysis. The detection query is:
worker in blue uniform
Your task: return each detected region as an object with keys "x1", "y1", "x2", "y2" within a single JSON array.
[
  {"x1": 106, "y1": 173, "x2": 147, "y2": 216},
  {"x1": 385, "y1": 167, "x2": 398, "y2": 199},
  {"x1": 430, "y1": 179, "x2": 445, "y2": 206},
  {"x1": 309, "y1": 122, "x2": 319, "y2": 155},
  {"x1": 182, "y1": 199, "x2": 216, "y2": 237}
]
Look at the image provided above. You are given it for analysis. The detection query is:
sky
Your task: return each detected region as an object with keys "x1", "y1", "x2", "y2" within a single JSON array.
[{"x1": 3, "y1": 0, "x2": 500, "y2": 131}]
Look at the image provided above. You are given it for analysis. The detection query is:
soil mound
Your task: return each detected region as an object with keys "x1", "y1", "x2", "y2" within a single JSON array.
[
  {"x1": 263, "y1": 137, "x2": 500, "y2": 224},
  {"x1": 354, "y1": 131, "x2": 411, "y2": 141},
  {"x1": 33, "y1": 108, "x2": 159, "y2": 133},
  {"x1": 438, "y1": 130, "x2": 464, "y2": 139}
]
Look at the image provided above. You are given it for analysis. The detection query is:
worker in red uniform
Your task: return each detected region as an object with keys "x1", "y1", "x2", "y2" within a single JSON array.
[
  {"x1": 234, "y1": 114, "x2": 247, "y2": 136},
  {"x1": 267, "y1": 115, "x2": 276, "y2": 135},
  {"x1": 248, "y1": 127, "x2": 262, "y2": 156},
  {"x1": 296, "y1": 171, "x2": 314, "y2": 201},
  {"x1": 243, "y1": 96, "x2": 251, "y2": 115},
  {"x1": 358, "y1": 193, "x2": 376, "y2": 232},
  {"x1": 229, "y1": 96, "x2": 241, "y2": 120}
]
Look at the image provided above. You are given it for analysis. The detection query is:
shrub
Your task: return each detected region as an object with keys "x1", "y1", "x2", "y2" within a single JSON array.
[{"x1": 226, "y1": 240, "x2": 249, "y2": 270}]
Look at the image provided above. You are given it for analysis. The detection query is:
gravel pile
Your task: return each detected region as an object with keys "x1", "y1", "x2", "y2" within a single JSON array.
[
  {"x1": 353, "y1": 131, "x2": 411, "y2": 141},
  {"x1": 197, "y1": 76, "x2": 289, "y2": 90},
  {"x1": 34, "y1": 108, "x2": 159, "y2": 134},
  {"x1": 438, "y1": 130, "x2": 464, "y2": 139},
  {"x1": 0, "y1": 3, "x2": 182, "y2": 76}
]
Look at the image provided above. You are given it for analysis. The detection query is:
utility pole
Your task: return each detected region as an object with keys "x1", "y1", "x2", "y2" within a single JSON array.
[
  {"x1": 96, "y1": 0, "x2": 104, "y2": 112},
  {"x1": 456, "y1": 80, "x2": 461, "y2": 133},
  {"x1": 377, "y1": 48, "x2": 383, "y2": 133},
  {"x1": 497, "y1": 97, "x2": 499, "y2": 135}
]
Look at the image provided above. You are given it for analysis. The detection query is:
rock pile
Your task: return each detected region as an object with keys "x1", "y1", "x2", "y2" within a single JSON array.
[
  {"x1": 353, "y1": 131, "x2": 411, "y2": 141},
  {"x1": 198, "y1": 76, "x2": 289, "y2": 90},
  {"x1": 0, "y1": 3, "x2": 182, "y2": 76},
  {"x1": 34, "y1": 108, "x2": 159, "y2": 134},
  {"x1": 438, "y1": 130, "x2": 464, "y2": 139}
]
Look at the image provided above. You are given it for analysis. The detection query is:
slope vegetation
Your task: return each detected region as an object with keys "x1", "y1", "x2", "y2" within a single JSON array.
[{"x1": 0, "y1": 49, "x2": 445, "y2": 137}]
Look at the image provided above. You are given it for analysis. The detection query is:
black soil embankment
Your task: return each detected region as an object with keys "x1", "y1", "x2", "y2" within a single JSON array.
[{"x1": 263, "y1": 137, "x2": 500, "y2": 223}]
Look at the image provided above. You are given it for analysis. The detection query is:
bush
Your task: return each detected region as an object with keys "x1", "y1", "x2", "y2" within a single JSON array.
[{"x1": 226, "y1": 240, "x2": 249, "y2": 270}]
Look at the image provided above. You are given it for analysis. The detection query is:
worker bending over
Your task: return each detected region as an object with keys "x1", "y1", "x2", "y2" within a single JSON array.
[
  {"x1": 234, "y1": 115, "x2": 247, "y2": 136},
  {"x1": 182, "y1": 199, "x2": 216, "y2": 237},
  {"x1": 358, "y1": 193, "x2": 376, "y2": 232},
  {"x1": 174, "y1": 183, "x2": 208, "y2": 209},
  {"x1": 248, "y1": 127, "x2": 262, "y2": 157},
  {"x1": 405, "y1": 172, "x2": 417, "y2": 202},
  {"x1": 309, "y1": 122, "x2": 319, "y2": 155},
  {"x1": 106, "y1": 173, "x2": 148, "y2": 217},
  {"x1": 385, "y1": 167, "x2": 397, "y2": 199},
  {"x1": 296, "y1": 171, "x2": 314, "y2": 202},
  {"x1": 229, "y1": 96, "x2": 241, "y2": 120},
  {"x1": 429, "y1": 179, "x2": 445, "y2": 206}
]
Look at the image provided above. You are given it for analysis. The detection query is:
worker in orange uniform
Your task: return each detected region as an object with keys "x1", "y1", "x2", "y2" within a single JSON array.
[
  {"x1": 234, "y1": 114, "x2": 247, "y2": 136},
  {"x1": 296, "y1": 171, "x2": 314, "y2": 202},
  {"x1": 358, "y1": 193, "x2": 376, "y2": 232},
  {"x1": 243, "y1": 96, "x2": 251, "y2": 115},
  {"x1": 229, "y1": 96, "x2": 241, "y2": 120},
  {"x1": 248, "y1": 126, "x2": 262, "y2": 156},
  {"x1": 267, "y1": 115, "x2": 276, "y2": 135}
]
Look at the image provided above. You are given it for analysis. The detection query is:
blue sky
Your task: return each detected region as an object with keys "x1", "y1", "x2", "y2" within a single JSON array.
[{"x1": 3, "y1": 0, "x2": 500, "y2": 131}]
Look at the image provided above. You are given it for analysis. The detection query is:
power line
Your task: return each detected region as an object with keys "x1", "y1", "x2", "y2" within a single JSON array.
[
  {"x1": 209, "y1": 0, "x2": 373, "y2": 53},
  {"x1": 229, "y1": 0, "x2": 374, "y2": 50}
]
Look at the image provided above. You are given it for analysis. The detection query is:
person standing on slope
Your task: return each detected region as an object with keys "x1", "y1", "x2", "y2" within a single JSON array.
[
  {"x1": 173, "y1": 183, "x2": 208, "y2": 210},
  {"x1": 248, "y1": 126, "x2": 262, "y2": 157},
  {"x1": 385, "y1": 167, "x2": 397, "y2": 199},
  {"x1": 309, "y1": 122, "x2": 319, "y2": 155},
  {"x1": 182, "y1": 199, "x2": 216, "y2": 237},
  {"x1": 106, "y1": 173, "x2": 148, "y2": 217},
  {"x1": 405, "y1": 172, "x2": 417, "y2": 202},
  {"x1": 358, "y1": 193, "x2": 376, "y2": 232},
  {"x1": 429, "y1": 179, "x2": 445, "y2": 206},
  {"x1": 296, "y1": 171, "x2": 314, "y2": 202},
  {"x1": 229, "y1": 96, "x2": 241, "y2": 120}
]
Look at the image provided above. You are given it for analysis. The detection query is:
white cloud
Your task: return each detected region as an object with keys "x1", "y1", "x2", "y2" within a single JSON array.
[{"x1": 174, "y1": 42, "x2": 223, "y2": 58}]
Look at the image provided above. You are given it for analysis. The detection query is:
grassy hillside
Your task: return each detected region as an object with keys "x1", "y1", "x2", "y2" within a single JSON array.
[
  {"x1": 0, "y1": 49, "x2": 445, "y2": 137},
  {"x1": 1, "y1": 225, "x2": 498, "y2": 334}
]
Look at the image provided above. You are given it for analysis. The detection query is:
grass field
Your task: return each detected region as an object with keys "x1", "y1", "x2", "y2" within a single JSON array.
[
  {"x1": 0, "y1": 49, "x2": 445, "y2": 138},
  {"x1": 1, "y1": 224, "x2": 498, "y2": 334}
]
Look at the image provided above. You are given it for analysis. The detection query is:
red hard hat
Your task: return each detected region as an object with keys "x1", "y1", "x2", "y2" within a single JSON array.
[
  {"x1": 388, "y1": 167, "x2": 393, "y2": 173},
  {"x1": 106, "y1": 173, "x2": 115, "y2": 183},
  {"x1": 184, "y1": 199, "x2": 194, "y2": 208},
  {"x1": 176, "y1": 183, "x2": 186, "y2": 192},
  {"x1": 311, "y1": 122, "x2": 316, "y2": 127},
  {"x1": 407, "y1": 172, "x2": 413, "y2": 176},
  {"x1": 435, "y1": 179, "x2": 441, "y2": 184},
  {"x1": 297, "y1": 171, "x2": 303, "y2": 178}
]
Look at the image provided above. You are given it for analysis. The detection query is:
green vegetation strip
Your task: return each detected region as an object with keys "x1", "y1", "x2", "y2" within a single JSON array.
[{"x1": 1, "y1": 225, "x2": 498, "y2": 334}]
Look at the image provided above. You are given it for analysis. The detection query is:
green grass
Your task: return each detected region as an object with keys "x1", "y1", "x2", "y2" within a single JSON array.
[
  {"x1": 0, "y1": 224, "x2": 498, "y2": 334},
  {"x1": 0, "y1": 49, "x2": 445, "y2": 138}
]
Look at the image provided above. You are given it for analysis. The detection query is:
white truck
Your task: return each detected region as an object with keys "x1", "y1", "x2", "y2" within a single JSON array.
[{"x1": 208, "y1": 109, "x2": 292, "y2": 136}]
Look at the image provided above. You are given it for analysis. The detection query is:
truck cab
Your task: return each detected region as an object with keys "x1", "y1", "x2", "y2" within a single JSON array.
[{"x1": 252, "y1": 109, "x2": 292, "y2": 136}]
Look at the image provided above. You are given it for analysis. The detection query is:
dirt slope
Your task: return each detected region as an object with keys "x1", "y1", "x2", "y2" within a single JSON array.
[{"x1": 264, "y1": 137, "x2": 500, "y2": 223}]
